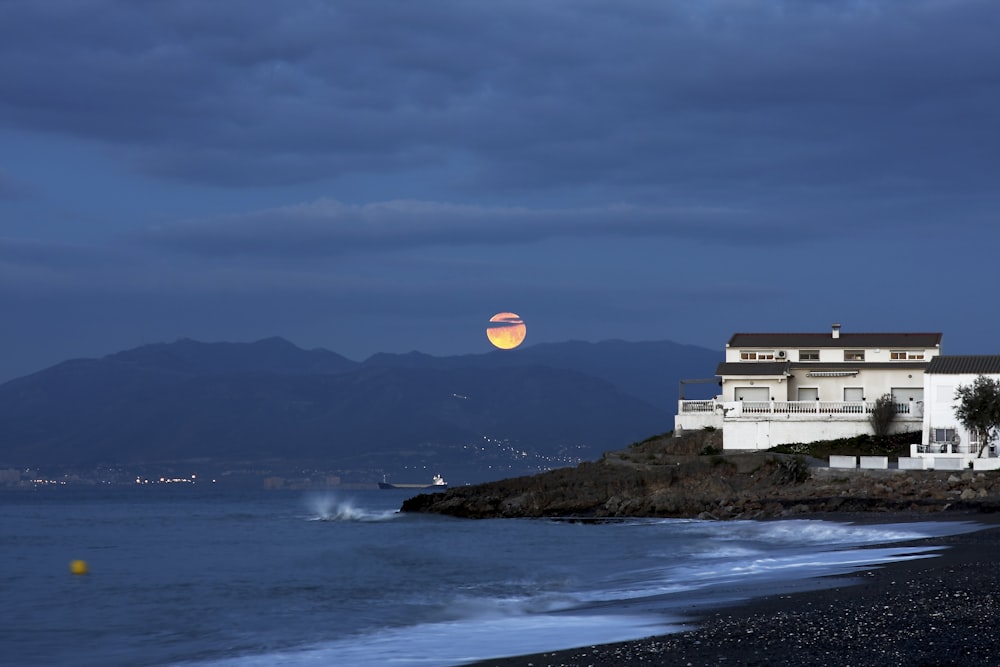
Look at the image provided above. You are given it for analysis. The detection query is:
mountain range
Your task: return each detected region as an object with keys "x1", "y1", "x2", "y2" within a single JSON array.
[{"x1": 0, "y1": 337, "x2": 720, "y2": 483}]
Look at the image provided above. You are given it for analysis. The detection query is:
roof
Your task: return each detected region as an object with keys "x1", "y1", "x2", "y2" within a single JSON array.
[
  {"x1": 727, "y1": 332, "x2": 942, "y2": 349},
  {"x1": 926, "y1": 355, "x2": 1000, "y2": 375},
  {"x1": 716, "y1": 362, "x2": 789, "y2": 376}
]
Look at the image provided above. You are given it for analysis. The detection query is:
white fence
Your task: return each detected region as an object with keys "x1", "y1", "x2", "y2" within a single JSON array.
[{"x1": 679, "y1": 400, "x2": 919, "y2": 418}]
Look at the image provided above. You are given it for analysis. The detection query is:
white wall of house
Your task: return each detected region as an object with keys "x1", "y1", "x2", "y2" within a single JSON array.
[
  {"x1": 725, "y1": 418, "x2": 918, "y2": 451},
  {"x1": 785, "y1": 368, "x2": 924, "y2": 405},
  {"x1": 922, "y1": 371, "x2": 999, "y2": 455},
  {"x1": 723, "y1": 345, "x2": 937, "y2": 365},
  {"x1": 679, "y1": 325, "x2": 941, "y2": 450},
  {"x1": 722, "y1": 369, "x2": 926, "y2": 405}
]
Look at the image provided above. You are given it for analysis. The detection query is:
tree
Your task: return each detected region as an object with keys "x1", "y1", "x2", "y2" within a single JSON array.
[
  {"x1": 954, "y1": 375, "x2": 1000, "y2": 458},
  {"x1": 868, "y1": 393, "x2": 896, "y2": 439}
]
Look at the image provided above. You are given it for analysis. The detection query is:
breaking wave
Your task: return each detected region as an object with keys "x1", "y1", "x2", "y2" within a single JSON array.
[{"x1": 304, "y1": 492, "x2": 399, "y2": 522}]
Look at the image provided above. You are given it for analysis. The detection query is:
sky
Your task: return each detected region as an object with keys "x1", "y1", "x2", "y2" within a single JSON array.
[{"x1": 1, "y1": 0, "x2": 998, "y2": 383}]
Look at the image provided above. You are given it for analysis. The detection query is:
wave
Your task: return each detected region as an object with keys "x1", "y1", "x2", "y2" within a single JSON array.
[
  {"x1": 648, "y1": 517, "x2": 984, "y2": 547},
  {"x1": 181, "y1": 611, "x2": 677, "y2": 667},
  {"x1": 710, "y1": 518, "x2": 985, "y2": 547},
  {"x1": 174, "y1": 515, "x2": 991, "y2": 667},
  {"x1": 303, "y1": 492, "x2": 400, "y2": 522},
  {"x1": 180, "y1": 534, "x2": 949, "y2": 667}
]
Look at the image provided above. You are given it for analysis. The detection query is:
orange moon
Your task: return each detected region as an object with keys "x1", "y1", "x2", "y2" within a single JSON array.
[{"x1": 486, "y1": 312, "x2": 526, "y2": 350}]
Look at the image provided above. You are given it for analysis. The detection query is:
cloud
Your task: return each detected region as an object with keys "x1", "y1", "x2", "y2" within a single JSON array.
[
  {"x1": 139, "y1": 197, "x2": 794, "y2": 258},
  {"x1": 0, "y1": 168, "x2": 33, "y2": 200},
  {"x1": 0, "y1": 237, "x2": 113, "y2": 267},
  {"x1": 0, "y1": 237, "x2": 144, "y2": 293},
  {"x1": 0, "y1": 0, "x2": 996, "y2": 202}
]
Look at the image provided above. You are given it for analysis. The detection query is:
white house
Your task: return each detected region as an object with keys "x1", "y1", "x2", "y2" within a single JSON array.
[
  {"x1": 907, "y1": 355, "x2": 1000, "y2": 470},
  {"x1": 675, "y1": 324, "x2": 941, "y2": 450}
]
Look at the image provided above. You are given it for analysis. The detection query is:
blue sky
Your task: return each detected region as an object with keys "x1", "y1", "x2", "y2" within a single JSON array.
[{"x1": 1, "y1": 1, "x2": 998, "y2": 382}]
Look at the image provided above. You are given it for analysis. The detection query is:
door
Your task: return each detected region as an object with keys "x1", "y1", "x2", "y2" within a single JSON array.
[{"x1": 755, "y1": 421, "x2": 771, "y2": 449}]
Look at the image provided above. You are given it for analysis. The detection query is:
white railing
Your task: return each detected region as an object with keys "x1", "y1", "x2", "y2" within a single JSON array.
[
  {"x1": 917, "y1": 442, "x2": 991, "y2": 456},
  {"x1": 679, "y1": 400, "x2": 920, "y2": 418},
  {"x1": 679, "y1": 400, "x2": 716, "y2": 413}
]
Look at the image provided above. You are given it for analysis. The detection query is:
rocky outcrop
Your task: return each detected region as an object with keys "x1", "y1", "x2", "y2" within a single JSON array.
[{"x1": 400, "y1": 431, "x2": 1000, "y2": 519}]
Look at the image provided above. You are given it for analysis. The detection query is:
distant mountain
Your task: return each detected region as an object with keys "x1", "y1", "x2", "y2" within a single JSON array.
[
  {"x1": 0, "y1": 337, "x2": 720, "y2": 479},
  {"x1": 362, "y1": 339, "x2": 720, "y2": 412},
  {"x1": 106, "y1": 336, "x2": 359, "y2": 377}
]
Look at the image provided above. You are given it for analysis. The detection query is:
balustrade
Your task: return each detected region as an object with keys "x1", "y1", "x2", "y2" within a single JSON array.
[
  {"x1": 679, "y1": 400, "x2": 716, "y2": 413},
  {"x1": 678, "y1": 399, "x2": 920, "y2": 418}
]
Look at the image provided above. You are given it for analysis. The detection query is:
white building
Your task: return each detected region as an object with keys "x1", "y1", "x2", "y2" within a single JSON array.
[
  {"x1": 908, "y1": 355, "x2": 1000, "y2": 470},
  {"x1": 675, "y1": 324, "x2": 941, "y2": 450}
]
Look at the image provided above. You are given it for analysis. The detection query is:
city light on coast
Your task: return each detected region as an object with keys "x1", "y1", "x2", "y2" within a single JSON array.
[{"x1": 134, "y1": 474, "x2": 209, "y2": 485}]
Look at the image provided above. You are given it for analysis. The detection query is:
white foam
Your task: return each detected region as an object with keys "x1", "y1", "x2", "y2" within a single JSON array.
[
  {"x1": 177, "y1": 514, "x2": 988, "y2": 667},
  {"x1": 714, "y1": 518, "x2": 983, "y2": 547},
  {"x1": 303, "y1": 492, "x2": 400, "y2": 522},
  {"x1": 185, "y1": 612, "x2": 679, "y2": 667}
]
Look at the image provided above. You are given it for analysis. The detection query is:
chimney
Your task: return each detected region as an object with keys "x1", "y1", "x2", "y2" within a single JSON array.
[{"x1": 832, "y1": 323, "x2": 841, "y2": 339}]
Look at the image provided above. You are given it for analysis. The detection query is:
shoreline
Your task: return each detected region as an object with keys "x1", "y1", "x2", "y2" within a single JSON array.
[{"x1": 461, "y1": 510, "x2": 1000, "y2": 667}]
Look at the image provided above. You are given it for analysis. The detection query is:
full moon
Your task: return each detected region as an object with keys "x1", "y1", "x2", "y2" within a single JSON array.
[{"x1": 486, "y1": 312, "x2": 526, "y2": 350}]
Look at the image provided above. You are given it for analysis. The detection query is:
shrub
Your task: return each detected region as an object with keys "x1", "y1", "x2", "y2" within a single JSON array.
[{"x1": 868, "y1": 393, "x2": 896, "y2": 439}]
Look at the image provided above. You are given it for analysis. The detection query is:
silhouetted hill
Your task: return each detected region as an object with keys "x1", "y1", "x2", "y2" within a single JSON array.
[
  {"x1": 106, "y1": 336, "x2": 358, "y2": 376},
  {"x1": 362, "y1": 339, "x2": 720, "y2": 412},
  {"x1": 0, "y1": 337, "x2": 719, "y2": 479}
]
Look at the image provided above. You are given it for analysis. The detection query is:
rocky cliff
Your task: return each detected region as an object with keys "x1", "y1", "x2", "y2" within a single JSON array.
[{"x1": 400, "y1": 430, "x2": 1000, "y2": 519}]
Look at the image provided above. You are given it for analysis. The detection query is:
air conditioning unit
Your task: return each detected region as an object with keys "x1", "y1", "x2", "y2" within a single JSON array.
[{"x1": 776, "y1": 350, "x2": 787, "y2": 359}]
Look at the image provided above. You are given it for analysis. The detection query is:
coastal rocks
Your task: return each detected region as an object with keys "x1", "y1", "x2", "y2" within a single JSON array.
[{"x1": 400, "y1": 430, "x2": 1000, "y2": 520}]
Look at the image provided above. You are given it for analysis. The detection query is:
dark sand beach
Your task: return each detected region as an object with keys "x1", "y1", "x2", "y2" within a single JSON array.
[{"x1": 463, "y1": 511, "x2": 1000, "y2": 667}]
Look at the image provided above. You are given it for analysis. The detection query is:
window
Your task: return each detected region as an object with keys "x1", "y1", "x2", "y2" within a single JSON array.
[
  {"x1": 844, "y1": 350, "x2": 865, "y2": 361},
  {"x1": 844, "y1": 387, "x2": 864, "y2": 402},
  {"x1": 799, "y1": 350, "x2": 819, "y2": 361},
  {"x1": 932, "y1": 428, "x2": 957, "y2": 443},
  {"x1": 740, "y1": 350, "x2": 775, "y2": 360},
  {"x1": 891, "y1": 350, "x2": 925, "y2": 360}
]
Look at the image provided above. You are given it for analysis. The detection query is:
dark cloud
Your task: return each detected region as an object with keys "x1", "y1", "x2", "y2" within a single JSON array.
[
  {"x1": 1, "y1": 1, "x2": 998, "y2": 382},
  {"x1": 0, "y1": 237, "x2": 117, "y2": 268},
  {"x1": 139, "y1": 197, "x2": 813, "y2": 258},
  {"x1": 0, "y1": 168, "x2": 32, "y2": 199},
  {"x1": 0, "y1": 237, "x2": 148, "y2": 295},
  {"x1": 0, "y1": 0, "x2": 996, "y2": 203}
]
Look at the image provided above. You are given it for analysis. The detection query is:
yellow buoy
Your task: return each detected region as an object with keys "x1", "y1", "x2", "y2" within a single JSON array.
[{"x1": 69, "y1": 559, "x2": 89, "y2": 575}]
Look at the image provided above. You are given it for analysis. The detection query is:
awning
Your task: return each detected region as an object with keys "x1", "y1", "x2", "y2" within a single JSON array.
[{"x1": 806, "y1": 370, "x2": 859, "y2": 377}]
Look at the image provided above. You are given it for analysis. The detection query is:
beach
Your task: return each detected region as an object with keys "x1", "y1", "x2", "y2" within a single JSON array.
[{"x1": 463, "y1": 511, "x2": 1000, "y2": 667}]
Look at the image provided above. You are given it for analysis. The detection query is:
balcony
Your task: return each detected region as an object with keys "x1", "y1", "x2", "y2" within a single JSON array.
[{"x1": 678, "y1": 399, "x2": 922, "y2": 420}]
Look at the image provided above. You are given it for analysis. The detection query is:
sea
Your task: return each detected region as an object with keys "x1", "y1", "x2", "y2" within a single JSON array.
[{"x1": 0, "y1": 485, "x2": 987, "y2": 667}]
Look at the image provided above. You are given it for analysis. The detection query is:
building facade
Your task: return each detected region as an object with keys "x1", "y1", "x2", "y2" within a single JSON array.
[
  {"x1": 911, "y1": 355, "x2": 1000, "y2": 468},
  {"x1": 676, "y1": 324, "x2": 942, "y2": 450}
]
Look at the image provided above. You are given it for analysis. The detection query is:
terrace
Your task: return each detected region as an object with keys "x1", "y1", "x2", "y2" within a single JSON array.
[{"x1": 679, "y1": 399, "x2": 921, "y2": 420}]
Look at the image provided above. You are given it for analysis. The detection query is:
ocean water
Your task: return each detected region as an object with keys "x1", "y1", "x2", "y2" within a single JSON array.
[{"x1": 0, "y1": 487, "x2": 986, "y2": 667}]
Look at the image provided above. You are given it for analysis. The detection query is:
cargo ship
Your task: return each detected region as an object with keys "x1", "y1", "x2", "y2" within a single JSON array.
[{"x1": 378, "y1": 474, "x2": 448, "y2": 490}]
